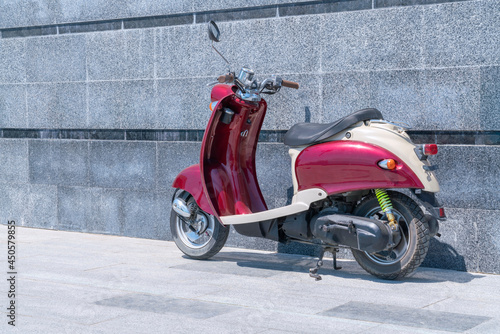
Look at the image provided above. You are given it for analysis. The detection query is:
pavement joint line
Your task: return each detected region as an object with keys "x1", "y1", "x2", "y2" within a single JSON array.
[
  {"x1": 83, "y1": 262, "x2": 126, "y2": 271},
  {"x1": 88, "y1": 313, "x2": 137, "y2": 327},
  {"x1": 421, "y1": 296, "x2": 451, "y2": 309}
]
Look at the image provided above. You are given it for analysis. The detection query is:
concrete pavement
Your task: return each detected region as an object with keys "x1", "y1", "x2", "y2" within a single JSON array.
[{"x1": 1, "y1": 225, "x2": 499, "y2": 334}]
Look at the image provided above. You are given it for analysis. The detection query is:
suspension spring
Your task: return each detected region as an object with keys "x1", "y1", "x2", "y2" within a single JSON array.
[
  {"x1": 374, "y1": 189, "x2": 398, "y2": 230},
  {"x1": 375, "y1": 189, "x2": 393, "y2": 212}
]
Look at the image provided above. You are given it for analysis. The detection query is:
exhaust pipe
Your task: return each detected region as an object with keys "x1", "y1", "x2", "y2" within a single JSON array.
[{"x1": 172, "y1": 198, "x2": 192, "y2": 218}]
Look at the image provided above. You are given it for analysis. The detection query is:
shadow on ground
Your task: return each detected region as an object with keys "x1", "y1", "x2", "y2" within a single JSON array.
[
  {"x1": 181, "y1": 247, "x2": 482, "y2": 284},
  {"x1": 422, "y1": 238, "x2": 467, "y2": 271}
]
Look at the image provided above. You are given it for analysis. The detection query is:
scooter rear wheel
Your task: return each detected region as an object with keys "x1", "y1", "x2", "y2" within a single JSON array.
[
  {"x1": 170, "y1": 190, "x2": 229, "y2": 260},
  {"x1": 351, "y1": 191, "x2": 430, "y2": 280}
]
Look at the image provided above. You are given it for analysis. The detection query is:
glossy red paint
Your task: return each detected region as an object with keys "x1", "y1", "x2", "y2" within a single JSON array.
[
  {"x1": 211, "y1": 84, "x2": 236, "y2": 102},
  {"x1": 172, "y1": 164, "x2": 214, "y2": 215},
  {"x1": 200, "y1": 90, "x2": 268, "y2": 219},
  {"x1": 295, "y1": 141, "x2": 424, "y2": 194}
]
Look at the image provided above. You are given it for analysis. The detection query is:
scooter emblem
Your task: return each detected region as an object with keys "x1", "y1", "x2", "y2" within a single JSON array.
[{"x1": 240, "y1": 130, "x2": 249, "y2": 137}]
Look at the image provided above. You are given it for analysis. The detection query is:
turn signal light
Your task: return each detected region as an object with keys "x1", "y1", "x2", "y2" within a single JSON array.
[
  {"x1": 209, "y1": 101, "x2": 218, "y2": 111},
  {"x1": 423, "y1": 144, "x2": 438, "y2": 155},
  {"x1": 378, "y1": 159, "x2": 397, "y2": 170}
]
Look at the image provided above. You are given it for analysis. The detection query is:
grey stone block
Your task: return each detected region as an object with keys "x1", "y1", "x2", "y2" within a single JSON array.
[
  {"x1": 422, "y1": 208, "x2": 477, "y2": 272},
  {"x1": 0, "y1": 139, "x2": 28, "y2": 184},
  {"x1": 422, "y1": 0, "x2": 500, "y2": 67},
  {"x1": 88, "y1": 80, "x2": 156, "y2": 129},
  {"x1": 88, "y1": 81, "x2": 123, "y2": 129},
  {"x1": 196, "y1": 6, "x2": 276, "y2": 23},
  {"x1": 88, "y1": 188, "x2": 123, "y2": 234},
  {"x1": 86, "y1": 29, "x2": 154, "y2": 81},
  {"x1": 155, "y1": 17, "x2": 320, "y2": 78},
  {"x1": 1, "y1": 25, "x2": 57, "y2": 38},
  {"x1": 321, "y1": 71, "x2": 371, "y2": 120},
  {"x1": 27, "y1": 183, "x2": 58, "y2": 229},
  {"x1": 57, "y1": 186, "x2": 124, "y2": 234},
  {"x1": 26, "y1": 35, "x2": 86, "y2": 83},
  {"x1": 255, "y1": 143, "x2": 291, "y2": 209},
  {"x1": 124, "y1": 14, "x2": 193, "y2": 29},
  {"x1": 476, "y1": 209, "x2": 500, "y2": 274},
  {"x1": 435, "y1": 145, "x2": 500, "y2": 211},
  {"x1": 0, "y1": 38, "x2": 26, "y2": 83},
  {"x1": 264, "y1": 74, "x2": 322, "y2": 130},
  {"x1": 89, "y1": 141, "x2": 156, "y2": 190},
  {"x1": 120, "y1": 80, "x2": 157, "y2": 129},
  {"x1": 321, "y1": 6, "x2": 422, "y2": 71},
  {"x1": 29, "y1": 140, "x2": 89, "y2": 186},
  {"x1": 55, "y1": 0, "x2": 127, "y2": 25},
  {"x1": 155, "y1": 24, "x2": 228, "y2": 79},
  {"x1": 0, "y1": 84, "x2": 27, "y2": 128},
  {"x1": 421, "y1": 67, "x2": 481, "y2": 130},
  {"x1": 0, "y1": 183, "x2": 28, "y2": 225},
  {"x1": 156, "y1": 78, "x2": 211, "y2": 129},
  {"x1": 125, "y1": 1, "x2": 193, "y2": 18},
  {"x1": 157, "y1": 142, "x2": 201, "y2": 190},
  {"x1": 375, "y1": 0, "x2": 466, "y2": 8},
  {"x1": 57, "y1": 186, "x2": 90, "y2": 232},
  {"x1": 0, "y1": 0, "x2": 57, "y2": 29},
  {"x1": 194, "y1": 0, "x2": 316, "y2": 12},
  {"x1": 59, "y1": 20, "x2": 122, "y2": 34},
  {"x1": 368, "y1": 68, "x2": 483, "y2": 131},
  {"x1": 226, "y1": 226, "x2": 278, "y2": 252},
  {"x1": 157, "y1": 191, "x2": 174, "y2": 240},
  {"x1": 279, "y1": 0, "x2": 372, "y2": 16},
  {"x1": 423, "y1": 206, "x2": 500, "y2": 275},
  {"x1": 27, "y1": 82, "x2": 87, "y2": 128},
  {"x1": 122, "y1": 190, "x2": 170, "y2": 240},
  {"x1": 277, "y1": 240, "x2": 321, "y2": 257},
  {"x1": 480, "y1": 66, "x2": 500, "y2": 131},
  {"x1": 369, "y1": 70, "x2": 424, "y2": 129}
]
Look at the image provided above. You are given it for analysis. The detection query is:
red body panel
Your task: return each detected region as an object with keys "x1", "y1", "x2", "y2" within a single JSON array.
[
  {"x1": 200, "y1": 87, "x2": 268, "y2": 219},
  {"x1": 211, "y1": 84, "x2": 235, "y2": 102},
  {"x1": 172, "y1": 164, "x2": 214, "y2": 215},
  {"x1": 295, "y1": 141, "x2": 424, "y2": 194}
]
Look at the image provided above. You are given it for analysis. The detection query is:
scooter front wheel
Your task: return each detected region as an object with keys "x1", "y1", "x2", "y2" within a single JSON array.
[
  {"x1": 351, "y1": 191, "x2": 430, "y2": 280},
  {"x1": 170, "y1": 190, "x2": 229, "y2": 259}
]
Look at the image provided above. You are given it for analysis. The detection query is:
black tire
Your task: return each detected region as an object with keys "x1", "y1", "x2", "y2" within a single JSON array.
[
  {"x1": 351, "y1": 191, "x2": 430, "y2": 280},
  {"x1": 170, "y1": 191, "x2": 229, "y2": 260}
]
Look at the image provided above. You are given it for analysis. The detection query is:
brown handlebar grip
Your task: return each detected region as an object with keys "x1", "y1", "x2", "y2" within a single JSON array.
[
  {"x1": 282, "y1": 79, "x2": 299, "y2": 89},
  {"x1": 217, "y1": 73, "x2": 234, "y2": 83}
]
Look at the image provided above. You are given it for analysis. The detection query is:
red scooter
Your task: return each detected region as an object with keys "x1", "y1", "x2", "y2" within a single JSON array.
[{"x1": 171, "y1": 21, "x2": 446, "y2": 280}]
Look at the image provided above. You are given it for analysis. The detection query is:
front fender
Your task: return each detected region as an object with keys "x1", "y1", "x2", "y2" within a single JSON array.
[{"x1": 172, "y1": 164, "x2": 214, "y2": 215}]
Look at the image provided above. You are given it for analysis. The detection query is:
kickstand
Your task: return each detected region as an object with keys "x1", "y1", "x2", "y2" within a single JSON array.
[
  {"x1": 309, "y1": 248, "x2": 325, "y2": 281},
  {"x1": 333, "y1": 247, "x2": 342, "y2": 270}
]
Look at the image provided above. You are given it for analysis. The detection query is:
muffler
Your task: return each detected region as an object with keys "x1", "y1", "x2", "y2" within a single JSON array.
[{"x1": 311, "y1": 213, "x2": 396, "y2": 253}]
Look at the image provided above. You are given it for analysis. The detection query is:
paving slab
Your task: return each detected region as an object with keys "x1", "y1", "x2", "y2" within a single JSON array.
[{"x1": 0, "y1": 226, "x2": 499, "y2": 333}]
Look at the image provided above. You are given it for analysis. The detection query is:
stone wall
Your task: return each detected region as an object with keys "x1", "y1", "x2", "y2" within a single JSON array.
[{"x1": 1, "y1": 0, "x2": 499, "y2": 273}]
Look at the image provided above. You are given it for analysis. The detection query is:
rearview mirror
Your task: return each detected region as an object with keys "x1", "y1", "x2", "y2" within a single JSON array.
[{"x1": 208, "y1": 21, "x2": 220, "y2": 42}]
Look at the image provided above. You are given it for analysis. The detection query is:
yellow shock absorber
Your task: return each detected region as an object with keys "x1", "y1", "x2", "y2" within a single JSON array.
[{"x1": 374, "y1": 189, "x2": 398, "y2": 230}]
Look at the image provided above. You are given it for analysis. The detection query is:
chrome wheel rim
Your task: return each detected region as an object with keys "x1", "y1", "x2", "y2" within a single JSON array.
[
  {"x1": 176, "y1": 210, "x2": 214, "y2": 249},
  {"x1": 363, "y1": 208, "x2": 411, "y2": 265}
]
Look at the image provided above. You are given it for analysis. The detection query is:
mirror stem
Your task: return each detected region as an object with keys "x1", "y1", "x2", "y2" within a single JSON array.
[{"x1": 211, "y1": 42, "x2": 231, "y2": 72}]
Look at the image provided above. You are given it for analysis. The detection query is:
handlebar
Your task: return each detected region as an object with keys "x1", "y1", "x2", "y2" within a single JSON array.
[
  {"x1": 218, "y1": 73, "x2": 234, "y2": 83},
  {"x1": 281, "y1": 80, "x2": 299, "y2": 89},
  {"x1": 212, "y1": 70, "x2": 300, "y2": 99}
]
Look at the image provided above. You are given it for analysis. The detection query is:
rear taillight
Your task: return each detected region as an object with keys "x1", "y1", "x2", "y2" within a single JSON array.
[
  {"x1": 439, "y1": 208, "x2": 446, "y2": 219},
  {"x1": 423, "y1": 144, "x2": 438, "y2": 155}
]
